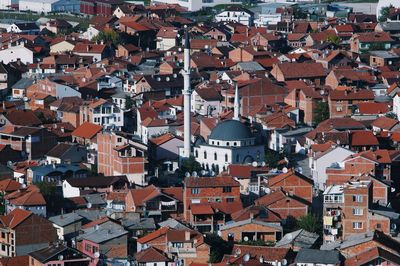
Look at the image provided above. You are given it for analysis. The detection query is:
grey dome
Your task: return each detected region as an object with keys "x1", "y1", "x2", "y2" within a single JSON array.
[{"x1": 209, "y1": 120, "x2": 253, "y2": 141}]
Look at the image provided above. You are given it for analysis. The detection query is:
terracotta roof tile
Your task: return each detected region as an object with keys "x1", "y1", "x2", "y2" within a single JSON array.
[{"x1": 72, "y1": 122, "x2": 102, "y2": 139}]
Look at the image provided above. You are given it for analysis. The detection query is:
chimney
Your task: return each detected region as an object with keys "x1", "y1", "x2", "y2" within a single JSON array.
[
  {"x1": 2, "y1": 101, "x2": 5, "y2": 111},
  {"x1": 185, "y1": 231, "x2": 190, "y2": 241}
]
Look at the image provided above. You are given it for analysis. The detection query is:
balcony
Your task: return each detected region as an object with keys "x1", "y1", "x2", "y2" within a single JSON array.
[{"x1": 167, "y1": 247, "x2": 197, "y2": 258}]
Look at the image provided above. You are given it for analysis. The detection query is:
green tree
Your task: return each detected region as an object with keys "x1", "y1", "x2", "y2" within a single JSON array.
[
  {"x1": 297, "y1": 214, "x2": 323, "y2": 236},
  {"x1": 326, "y1": 35, "x2": 341, "y2": 45},
  {"x1": 178, "y1": 156, "x2": 202, "y2": 177},
  {"x1": 92, "y1": 30, "x2": 121, "y2": 46},
  {"x1": 204, "y1": 233, "x2": 233, "y2": 263},
  {"x1": 293, "y1": 5, "x2": 308, "y2": 19},
  {"x1": 379, "y1": 5, "x2": 393, "y2": 22},
  {"x1": 264, "y1": 149, "x2": 283, "y2": 168},
  {"x1": 313, "y1": 101, "x2": 329, "y2": 126}
]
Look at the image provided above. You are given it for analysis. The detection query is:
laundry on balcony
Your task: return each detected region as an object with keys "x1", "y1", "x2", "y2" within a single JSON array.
[
  {"x1": 161, "y1": 201, "x2": 176, "y2": 206},
  {"x1": 324, "y1": 216, "x2": 333, "y2": 226}
]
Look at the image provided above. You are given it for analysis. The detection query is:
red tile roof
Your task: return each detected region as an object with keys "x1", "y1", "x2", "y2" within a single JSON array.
[
  {"x1": 0, "y1": 179, "x2": 21, "y2": 193},
  {"x1": 135, "y1": 247, "x2": 170, "y2": 263},
  {"x1": 350, "y1": 131, "x2": 379, "y2": 146},
  {"x1": 190, "y1": 204, "x2": 214, "y2": 215},
  {"x1": 276, "y1": 62, "x2": 326, "y2": 79},
  {"x1": 357, "y1": 102, "x2": 389, "y2": 115},
  {"x1": 0, "y1": 209, "x2": 32, "y2": 229},
  {"x1": 371, "y1": 116, "x2": 398, "y2": 130},
  {"x1": 185, "y1": 176, "x2": 240, "y2": 188},
  {"x1": 0, "y1": 255, "x2": 30, "y2": 266},
  {"x1": 72, "y1": 122, "x2": 102, "y2": 139}
]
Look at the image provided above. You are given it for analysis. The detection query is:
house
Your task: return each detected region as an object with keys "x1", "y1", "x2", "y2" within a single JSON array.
[
  {"x1": 0, "y1": 179, "x2": 21, "y2": 195},
  {"x1": 116, "y1": 43, "x2": 140, "y2": 58},
  {"x1": 45, "y1": 143, "x2": 87, "y2": 165},
  {"x1": 28, "y1": 243, "x2": 91, "y2": 266},
  {"x1": 219, "y1": 219, "x2": 283, "y2": 243},
  {"x1": 268, "y1": 169, "x2": 314, "y2": 203},
  {"x1": 156, "y1": 27, "x2": 179, "y2": 51},
  {"x1": 4, "y1": 185, "x2": 46, "y2": 216},
  {"x1": 343, "y1": 246, "x2": 400, "y2": 265},
  {"x1": 325, "y1": 69, "x2": 377, "y2": 90},
  {"x1": 0, "y1": 144, "x2": 22, "y2": 165},
  {"x1": 328, "y1": 89, "x2": 375, "y2": 118},
  {"x1": 350, "y1": 32, "x2": 393, "y2": 53},
  {"x1": 71, "y1": 122, "x2": 102, "y2": 146},
  {"x1": 0, "y1": 127, "x2": 58, "y2": 160},
  {"x1": 79, "y1": 99, "x2": 124, "y2": 131},
  {"x1": 255, "y1": 189, "x2": 311, "y2": 220},
  {"x1": 134, "y1": 247, "x2": 171, "y2": 266},
  {"x1": 271, "y1": 62, "x2": 326, "y2": 84},
  {"x1": 215, "y1": 6, "x2": 254, "y2": 26},
  {"x1": 275, "y1": 229, "x2": 319, "y2": 251},
  {"x1": 323, "y1": 181, "x2": 393, "y2": 242},
  {"x1": 183, "y1": 176, "x2": 241, "y2": 232},
  {"x1": 317, "y1": 50, "x2": 354, "y2": 69},
  {"x1": 72, "y1": 43, "x2": 113, "y2": 62},
  {"x1": 6, "y1": 22, "x2": 39, "y2": 34},
  {"x1": 369, "y1": 50, "x2": 400, "y2": 67},
  {"x1": 284, "y1": 87, "x2": 323, "y2": 125},
  {"x1": 97, "y1": 131, "x2": 148, "y2": 185},
  {"x1": 0, "y1": 46, "x2": 33, "y2": 65},
  {"x1": 148, "y1": 133, "x2": 183, "y2": 172},
  {"x1": 49, "y1": 212, "x2": 83, "y2": 241},
  {"x1": 27, "y1": 163, "x2": 88, "y2": 184},
  {"x1": 223, "y1": 244, "x2": 295, "y2": 265},
  {"x1": 137, "y1": 227, "x2": 210, "y2": 265},
  {"x1": 76, "y1": 220, "x2": 128, "y2": 259},
  {"x1": 0, "y1": 209, "x2": 57, "y2": 257},
  {"x1": 191, "y1": 86, "x2": 223, "y2": 116},
  {"x1": 294, "y1": 249, "x2": 341, "y2": 266},
  {"x1": 80, "y1": 0, "x2": 124, "y2": 16},
  {"x1": 309, "y1": 146, "x2": 355, "y2": 190},
  {"x1": 125, "y1": 185, "x2": 181, "y2": 221},
  {"x1": 62, "y1": 175, "x2": 129, "y2": 198}
]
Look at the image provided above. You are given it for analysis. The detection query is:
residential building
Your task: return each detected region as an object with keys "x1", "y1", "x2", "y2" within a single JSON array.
[
  {"x1": 4, "y1": 186, "x2": 46, "y2": 216},
  {"x1": 350, "y1": 32, "x2": 393, "y2": 53},
  {"x1": 80, "y1": 99, "x2": 124, "y2": 131},
  {"x1": 49, "y1": 212, "x2": 83, "y2": 241},
  {"x1": 97, "y1": 131, "x2": 148, "y2": 185},
  {"x1": 0, "y1": 209, "x2": 57, "y2": 257},
  {"x1": 28, "y1": 243, "x2": 91, "y2": 266},
  {"x1": 183, "y1": 176, "x2": 241, "y2": 233},
  {"x1": 215, "y1": 6, "x2": 254, "y2": 26}
]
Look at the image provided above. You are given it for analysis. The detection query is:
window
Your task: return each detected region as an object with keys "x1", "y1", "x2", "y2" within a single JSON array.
[
  {"x1": 191, "y1": 188, "x2": 200, "y2": 194},
  {"x1": 353, "y1": 208, "x2": 363, "y2": 216},
  {"x1": 223, "y1": 186, "x2": 232, "y2": 193},
  {"x1": 353, "y1": 222, "x2": 363, "y2": 229},
  {"x1": 214, "y1": 153, "x2": 217, "y2": 160},
  {"x1": 85, "y1": 243, "x2": 92, "y2": 252},
  {"x1": 353, "y1": 195, "x2": 363, "y2": 202},
  {"x1": 204, "y1": 151, "x2": 207, "y2": 159},
  {"x1": 226, "y1": 198, "x2": 234, "y2": 202},
  {"x1": 225, "y1": 154, "x2": 228, "y2": 162},
  {"x1": 376, "y1": 223, "x2": 381, "y2": 229}
]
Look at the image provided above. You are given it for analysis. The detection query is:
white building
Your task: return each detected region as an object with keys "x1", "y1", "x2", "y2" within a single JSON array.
[
  {"x1": 0, "y1": 46, "x2": 33, "y2": 65},
  {"x1": 0, "y1": 0, "x2": 16, "y2": 9},
  {"x1": 393, "y1": 93, "x2": 400, "y2": 120},
  {"x1": 81, "y1": 99, "x2": 124, "y2": 131},
  {"x1": 215, "y1": 6, "x2": 254, "y2": 26},
  {"x1": 309, "y1": 146, "x2": 354, "y2": 190},
  {"x1": 152, "y1": 0, "x2": 244, "y2": 12},
  {"x1": 194, "y1": 119, "x2": 265, "y2": 173},
  {"x1": 255, "y1": 13, "x2": 282, "y2": 27},
  {"x1": 19, "y1": 0, "x2": 58, "y2": 13},
  {"x1": 191, "y1": 88, "x2": 222, "y2": 116}
]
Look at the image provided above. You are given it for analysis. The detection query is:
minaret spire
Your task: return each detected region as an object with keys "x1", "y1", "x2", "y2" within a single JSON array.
[
  {"x1": 233, "y1": 81, "x2": 240, "y2": 121},
  {"x1": 182, "y1": 30, "x2": 191, "y2": 158}
]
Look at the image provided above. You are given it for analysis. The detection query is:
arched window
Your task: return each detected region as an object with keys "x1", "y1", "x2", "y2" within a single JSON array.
[
  {"x1": 234, "y1": 142, "x2": 237, "y2": 146},
  {"x1": 214, "y1": 152, "x2": 217, "y2": 160},
  {"x1": 195, "y1": 150, "x2": 199, "y2": 158},
  {"x1": 225, "y1": 154, "x2": 228, "y2": 162},
  {"x1": 204, "y1": 151, "x2": 207, "y2": 159}
]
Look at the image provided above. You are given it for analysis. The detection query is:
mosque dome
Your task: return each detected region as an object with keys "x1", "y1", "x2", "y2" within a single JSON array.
[{"x1": 209, "y1": 120, "x2": 253, "y2": 141}]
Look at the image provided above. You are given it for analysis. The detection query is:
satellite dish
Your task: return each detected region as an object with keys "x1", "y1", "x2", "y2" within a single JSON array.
[
  {"x1": 210, "y1": 170, "x2": 215, "y2": 176},
  {"x1": 243, "y1": 236, "x2": 249, "y2": 242},
  {"x1": 391, "y1": 187, "x2": 396, "y2": 192},
  {"x1": 185, "y1": 172, "x2": 190, "y2": 178},
  {"x1": 264, "y1": 188, "x2": 271, "y2": 194},
  {"x1": 168, "y1": 241, "x2": 173, "y2": 247},
  {"x1": 261, "y1": 162, "x2": 266, "y2": 167},
  {"x1": 282, "y1": 167, "x2": 288, "y2": 173},
  {"x1": 216, "y1": 79, "x2": 221, "y2": 84},
  {"x1": 58, "y1": 255, "x2": 63, "y2": 261},
  {"x1": 94, "y1": 252, "x2": 100, "y2": 258},
  {"x1": 243, "y1": 253, "x2": 250, "y2": 262},
  {"x1": 86, "y1": 202, "x2": 92, "y2": 209},
  {"x1": 286, "y1": 233, "x2": 293, "y2": 241},
  {"x1": 201, "y1": 170, "x2": 206, "y2": 176},
  {"x1": 192, "y1": 171, "x2": 198, "y2": 177},
  {"x1": 252, "y1": 161, "x2": 258, "y2": 167},
  {"x1": 282, "y1": 259, "x2": 288, "y2": 265}
]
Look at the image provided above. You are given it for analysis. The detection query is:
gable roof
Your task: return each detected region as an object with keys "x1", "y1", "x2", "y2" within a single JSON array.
[
  {"x1": 135, "y1": 247, "x2": 170, "y2": 263},
  {"x1": 0, "y1": 209, "x2": 32, "y2": 229},
  {"x1": 72, "y1": 122, "x2": 102, "y2": 139},
  {"x1": 276, "y1": 62, "x2": 326, "y2": 79}
]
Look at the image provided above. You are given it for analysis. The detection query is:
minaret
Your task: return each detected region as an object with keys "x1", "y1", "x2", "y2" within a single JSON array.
[
  {"x1": 233, "y1": 81, "x2": 240, "y2": 121},
  {"x1": 182, "y1": 31, "x2": 191, "y2": 158}
]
